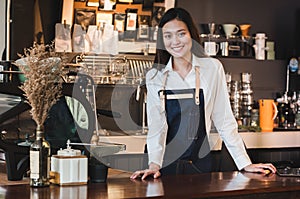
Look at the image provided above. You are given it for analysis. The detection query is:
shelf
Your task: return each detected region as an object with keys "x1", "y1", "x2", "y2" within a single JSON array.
[{"x1": 118, "y1": 41, "x2": 156, "y2": 54}]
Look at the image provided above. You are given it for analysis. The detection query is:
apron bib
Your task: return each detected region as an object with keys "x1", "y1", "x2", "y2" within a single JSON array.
[{"x1": 159, "y1": 67, "x2": 211, "y2": 175}]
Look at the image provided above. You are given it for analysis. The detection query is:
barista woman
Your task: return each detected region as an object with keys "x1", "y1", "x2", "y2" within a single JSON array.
[{"x1": 130, "y1": 8, "x2": 276, "y2": 179}]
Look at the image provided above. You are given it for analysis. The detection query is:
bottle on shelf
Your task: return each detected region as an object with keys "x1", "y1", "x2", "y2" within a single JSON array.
[{"x1": 30, "y1": 125, "x2": 51, "y2": 187}]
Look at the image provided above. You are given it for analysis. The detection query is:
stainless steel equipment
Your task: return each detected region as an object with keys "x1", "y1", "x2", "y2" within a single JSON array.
[
  {"x1": 73, "y1": 54, "x2": 154, "y2": 85},
  {"x1": 230, "y1": 80, "x2": 241, "y2": 120},
  {"x1": 225, "y1": 72, "x2": 231, "y2": 94},
  {"x1": 240, "y1": 72, "x2": 253, "y2": 126},
  {"x1": 228, "y1": 72, "x2": 254, "y2": 126},
  {"x1": 61, "y1": 53, "x2": 154, "y2": 133}
]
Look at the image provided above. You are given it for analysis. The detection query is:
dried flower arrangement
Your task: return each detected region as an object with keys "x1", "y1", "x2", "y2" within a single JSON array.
[{"x1": 16, "y1": 42, "x2": 66, "y2": 127}]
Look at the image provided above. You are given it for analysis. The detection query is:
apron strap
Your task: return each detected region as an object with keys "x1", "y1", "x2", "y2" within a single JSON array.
[
  {"x1": 195, "y1": 67, "x2": 200, "y2": 105},
  {"x1": 162, "y1": 71, "x2": 169, "y2": 90},
  {"x1": 159, "y1": 71, "x2": 169, "y2": 113},
  {"x1": 160, "y1": 67, "x2": 200, "y2": 109}
]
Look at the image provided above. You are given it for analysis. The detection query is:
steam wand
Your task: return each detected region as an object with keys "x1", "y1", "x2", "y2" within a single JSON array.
[
  {"x1": 284, "y1": 63, "x2": 290, "y2": 103},
  {"x1": 66, "y1": 139, "x2": 96, "y2": 150}
]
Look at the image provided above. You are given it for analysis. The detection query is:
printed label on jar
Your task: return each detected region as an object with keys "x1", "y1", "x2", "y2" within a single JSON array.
[{"x1": 30, "y1": 151, "x2": 40, "y2": 179}]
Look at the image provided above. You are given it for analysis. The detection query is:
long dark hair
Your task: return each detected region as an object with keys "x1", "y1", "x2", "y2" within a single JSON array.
[{"x1": 153, "y1": 7, "x2": 206, "y2": 71}]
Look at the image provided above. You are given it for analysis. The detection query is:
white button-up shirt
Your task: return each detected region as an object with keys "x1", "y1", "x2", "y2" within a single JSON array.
[{"x1": 146, "y1": 54, "x2": 252, "y2": 170}]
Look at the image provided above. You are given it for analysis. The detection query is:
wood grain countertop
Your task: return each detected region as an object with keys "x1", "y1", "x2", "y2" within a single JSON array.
[{"x1": 1, "y1": 169, "x2": 300, "y2": 199}]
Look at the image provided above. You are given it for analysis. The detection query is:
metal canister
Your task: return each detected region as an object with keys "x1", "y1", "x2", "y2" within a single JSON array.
[{"x1": 230, "y1": 80, "x2": 241, "y2": 119}]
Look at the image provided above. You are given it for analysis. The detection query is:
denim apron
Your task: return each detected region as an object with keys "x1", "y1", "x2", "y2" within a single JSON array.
[{"x1": 158, "y1": 67, "x2": 211, "y2": 175}]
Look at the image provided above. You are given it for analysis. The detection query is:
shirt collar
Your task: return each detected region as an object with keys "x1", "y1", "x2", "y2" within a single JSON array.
[{"x1": 161, "y1": 54, "x2": 199, "y2": 74}]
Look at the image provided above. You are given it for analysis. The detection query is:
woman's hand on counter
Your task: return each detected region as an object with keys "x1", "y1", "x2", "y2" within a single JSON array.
[
  {"x1": 242, "y1": 171, "x2": 276, "y2": 180},
  {"x1": 243, "y1": 163, "x2": 277, "y2": 175},
  {"x1": 130, "y1": 163, "x2": 161, "y2": 180}
]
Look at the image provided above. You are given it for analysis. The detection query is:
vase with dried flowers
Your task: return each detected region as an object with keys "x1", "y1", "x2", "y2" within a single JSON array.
[{"x1": 16, "y1": 42, "x2": 64, "y2": 187}]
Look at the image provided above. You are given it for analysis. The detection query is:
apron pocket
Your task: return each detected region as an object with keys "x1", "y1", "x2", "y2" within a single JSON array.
[{"x1": 187, "y1": 108, "x2": 200, "y2": 140}]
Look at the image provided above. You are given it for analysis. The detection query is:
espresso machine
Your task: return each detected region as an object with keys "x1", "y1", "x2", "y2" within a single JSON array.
[
  {"x1": 275, "y1": 58, "x2": 298, "y2": 130},
  {"x1": 275, "y1": 91, "x2": 297, "y2": 130}
]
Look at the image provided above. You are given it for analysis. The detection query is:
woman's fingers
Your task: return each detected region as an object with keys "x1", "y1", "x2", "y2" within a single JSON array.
[
  {"x1": 130, "y1": 170, "x2": 143, "y2": 179},
  {"x1": 243, "y1": 163, "x2": 277, "y2": 174},
  {"x1": 130, "y1": 169, "x2": 161, "y2": 180},
  {"x1": 153, "y1": 171, "x2": 161, "y2": 179},
  {"x1": 141, "y1": 169, "x2": 161, "y2": 180}
]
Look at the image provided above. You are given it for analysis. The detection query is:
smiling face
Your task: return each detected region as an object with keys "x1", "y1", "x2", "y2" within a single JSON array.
[{"x1": 162, "y1": 19, "x2": 193, "y2": 61}]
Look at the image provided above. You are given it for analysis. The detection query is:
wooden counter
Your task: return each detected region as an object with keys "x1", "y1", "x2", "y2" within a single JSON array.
[{"x1": 1, "y1": 170, "x2": 300, "y2": 199}]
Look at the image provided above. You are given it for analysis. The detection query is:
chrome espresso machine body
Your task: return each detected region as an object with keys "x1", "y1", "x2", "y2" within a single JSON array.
[
  {"x1": 63, "y1": 54, "x2": 154, "y2": 134},
  {"x1": 71, "y1": 54, "x2": 154, "y2": 85}
]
